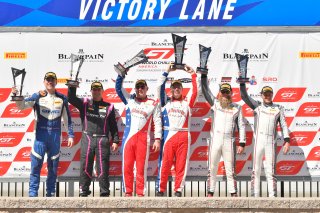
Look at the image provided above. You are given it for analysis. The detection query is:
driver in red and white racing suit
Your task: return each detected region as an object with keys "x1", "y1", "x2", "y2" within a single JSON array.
[{"x1": 116, "y1": 75, "x2": 162, "y2": 197}]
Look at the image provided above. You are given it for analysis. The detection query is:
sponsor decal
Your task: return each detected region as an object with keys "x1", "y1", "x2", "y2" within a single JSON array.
[
  {"x1": 0, "y1": 132, "x2": 24, "y2": 147},
  {"x1": 223, "y1": 49, "x2": 269, "y2": 62},
  {"x1": 13, "y1": 147, "x2": 31, "y2": 161},
  {"x1": 289, "y1": 131, "x2": 317, "y2": 146},
  {"x1": 0, "y1": 88, "x2": 11, "y2": 102},
  {"x1": 103, "y1": 88, "x2": 132, "y2": 103},
  {"x1": 296, "y1": 102, "x2": 320, "y2": 117},
  {"x1": 0, "y1": 162, "x2": 11, "y2": 176},
  {"x1": 58, "y1": 49, "x2": 104, "y2": 62},
  {"x1": 306, "y1": 146, "x2": 320, "y2": 161},
  {"x1": 190, "y1": 146, "x2": 208, "y2": 161},
  {"x1": 191, "y1": 102, "x2": 210, "y2": 117},
  {"x1": 4, "y1": 52, "x2": 27, "y2": 59},
  {"x1": 299, "y1": 52, "x2": 320, "y2": 58},
  {"x1": 109, "y1": 161, "x2": 122, "y2": 176},
  {"x1": 307, "y1": 91, "x2": 320, "y2": 99},
  {"x1": 262, "y1": 76, "x2": 278, "y2": 83},
  {"x1": 276, "y1": 161, "x2": 304, "y2": 175},
  {"x1": 1, "y1": 103, "x2": 33, "y2": 118},
  {"x1": 242, "y1": 104, "x2": 254, "y2": 117},
  {"x1": 273, "y1": 88, "x2": 306, "y2": 102},
  {"x1": 61, "y1": 132, "x2": 82, "y2": 147}
]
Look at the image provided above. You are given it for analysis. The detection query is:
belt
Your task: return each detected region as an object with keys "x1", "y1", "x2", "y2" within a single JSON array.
[
  {"x1": 83, "y1": 131, "x2": 107, "y2": 137},
  {"x1": 163, "y1": 127, "x2": 188, "y2": 131}
]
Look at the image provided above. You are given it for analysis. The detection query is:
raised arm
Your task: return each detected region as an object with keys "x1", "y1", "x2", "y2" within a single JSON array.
[
  {"x1": 115, "y1": 75, "x2": 130, "y2": 105},
  {"x1": 200, "y1": 74, "x2": 215, "y2": 107},
  {"x1": 156, "y1": 71, "x2": 169, "y2": 107},
  {"x1": 239, "y1": 83, "x2": 259, "y2": 110},
  {"x1": 184, "y1": 65, "x2": 198, "y2": 108},
  {"x1": 14, "y1": 92, "x2": 38, "y2": 110},
  {"x1": 67, "y1": 87, "x2": 83, "y2": 110},
  {"x1": 237, "y1": 105, "x2": 246, "y2": 147},
  {"x1": 62, "y1": 97, "x2": 74, "y2": 138},
  {"x1": 153, "y1": 101, "x2": 162, "y2": 141}
]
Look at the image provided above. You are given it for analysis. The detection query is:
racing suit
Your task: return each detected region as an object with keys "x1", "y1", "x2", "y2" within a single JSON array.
[
  {"x1": 15, "y1": 91, "x2": 74, "y2": 197},
  {"x1": 201, "y1": 75, "x2": 246, "y2": 195},
  {"x1": 68, "y1": 87, "x2": 119, "y2": 197},
  {"x1": 115, "y1": 75, "x2": 162, "y2": 196},
  {"x1": 156, "y1": 72, "x2": 198, "y2": 194},
  {"x1": 240, "y1": 83, "x2": 290, "y2": 197}
]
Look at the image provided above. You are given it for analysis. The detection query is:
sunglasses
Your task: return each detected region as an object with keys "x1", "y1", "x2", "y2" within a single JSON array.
[
  {"x1": 221, "y1": 90, "x2": 230, "y2": 94},
  {"x1": 92, "y1": 88, "x2": 102, "y2": 91},
  {"x1": 45, "y1": 77, "x2": 55, "y2": 82},
  {"x1": 135, "y1": 85, "x2": 146, "y2": 89}
]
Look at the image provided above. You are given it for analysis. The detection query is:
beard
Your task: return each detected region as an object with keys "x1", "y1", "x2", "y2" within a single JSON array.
[{"x1": 219, "y1": 96, "x2": 232, "y2": 109}]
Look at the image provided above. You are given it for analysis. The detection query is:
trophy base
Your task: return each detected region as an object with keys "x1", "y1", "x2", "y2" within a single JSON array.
[
  {"x1": 236, "y1": 78, "x2": 250, "y2": 84},
  {"x1": 114, "y1": 63, "x2": 128, "y2": 77},
  {"x1": 11, "y1": 95, "x2": 24, "y2": 101},
  {"x1": 66, "y1": 80, "x2": 79, "y2": 88},
  {"x1": 171, "y1": 63, "x2": 186, "y2": 70},
  {"x1": 196, "y1": 67, "x2": 208, "y2": 75}
]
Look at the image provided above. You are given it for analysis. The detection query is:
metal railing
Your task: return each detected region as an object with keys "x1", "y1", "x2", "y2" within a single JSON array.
[{"x1": 1, "y1": 177, "x2": 320, "y2": 198}]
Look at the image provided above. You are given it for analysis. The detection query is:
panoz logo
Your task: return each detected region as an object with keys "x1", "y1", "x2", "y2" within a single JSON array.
[
  {"x1": 58, "y1": 49, "x2": 104, "y2": 62},
  {"x1": 273, "y1": 88, "x2": 306, "y2": 102},
  {"x1": 289, "y1": 131, "x2": 316, "y2": 146},
  {"x1": 300, "y1": 52, "x2": 320, "y2": 58},
  {"x1": 276, "y1": 161, "x2": 304, "y2": 175},
  {"x1": 4, "y1": 52, "x2": 27, "y2": 59},
  {"x1": 296, "y1": 102, "x2": 320, "y2": 117},
  {"x1": 223, "y1": 49, "x2": 269, "y2": 61},
  {"x1": 1, "y1": 103, "x2": 33, "y2": 118}
]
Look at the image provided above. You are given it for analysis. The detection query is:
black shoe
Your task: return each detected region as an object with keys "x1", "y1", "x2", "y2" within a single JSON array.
[
  {"x1": 156, "y1": 191, "x2": 164, "y2": 197},
  {"x1": 79, "y1": 194, "x2": 88, "y2": 197},
  {"x1": 79, "y1": 189, "x2": 91, "y2": 197},
  {"x1": 174, "y1": 191, "x2": 182, "y2": 197},
  {"x1": 100, "y1": 193, "x2": 110, "y2": 197}
]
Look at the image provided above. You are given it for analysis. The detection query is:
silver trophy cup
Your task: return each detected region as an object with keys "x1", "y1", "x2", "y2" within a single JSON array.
[
  {"x1": 114, "y1": 49, "x2": 149, "y2": 77},
  {"x1": 66, "y1": 53, "x2": 84, "y2": 87}
]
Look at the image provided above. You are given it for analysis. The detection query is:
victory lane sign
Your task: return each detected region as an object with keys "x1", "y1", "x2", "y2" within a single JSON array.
[{"x1": 80, "y1": 0, "x2": 237, "y2": 21}]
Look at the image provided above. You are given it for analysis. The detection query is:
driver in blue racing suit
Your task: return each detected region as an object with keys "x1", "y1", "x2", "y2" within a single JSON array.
[{"x1": 12, "y1": 72, "x2": 74, "y2": 197}]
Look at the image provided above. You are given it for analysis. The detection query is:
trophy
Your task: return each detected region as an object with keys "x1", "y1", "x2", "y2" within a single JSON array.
[
  {"x1": 114, "y1": 50, "x2": 149, "y2": 77},
  {"x1": 171, "y1": 33, "x2": 187, "y2": 70},
  {"x1": 196, "y1": 44, "x2": 212, "y2": 74},
  {"x1": 11, "y1": 67, "x2": 26, "y2": 101},
  {"x1": 235, "y1": 53, "x2": 249, "y2": 83},
  {"x1": 66, "y1": 54, "x2": 84, "y2": 87}
]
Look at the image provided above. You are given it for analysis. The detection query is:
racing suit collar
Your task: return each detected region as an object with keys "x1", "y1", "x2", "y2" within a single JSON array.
[
  {"x1": 263, "y1": 102, "x2": 273, "y2": 107},
  {"x1": 135, "y1": 97, "x2": 148, "y2": 102}
]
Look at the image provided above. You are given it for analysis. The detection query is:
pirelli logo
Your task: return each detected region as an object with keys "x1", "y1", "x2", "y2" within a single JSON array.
[
  {"x1": 4, "y1": 52, "x2": 27, "y2": 59},
  {"x1": 57, "y1": 78, "x2": 68, "y2": 84},
  {"x1": 300, "y1": 52, "x2": 320, "y2": 58}
]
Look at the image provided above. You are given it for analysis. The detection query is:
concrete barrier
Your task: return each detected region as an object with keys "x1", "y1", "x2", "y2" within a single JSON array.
[{"x1": 1, "y1": 197, "x2": 320, "y2": 212}]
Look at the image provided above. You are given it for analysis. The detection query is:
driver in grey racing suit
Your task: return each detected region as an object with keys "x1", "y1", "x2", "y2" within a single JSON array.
[
  {"x1": 240, "y1": 84, "x2": 290, "y2": 197},
  {"x1": 201, "y1": 74, "x2": 246, "y2": 197}
]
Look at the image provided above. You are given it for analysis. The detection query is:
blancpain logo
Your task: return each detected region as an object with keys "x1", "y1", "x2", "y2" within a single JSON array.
[
  {"x1": 85, "y1": 78, "x2": 108, "y2": 83},
  {"x1": 308, "y1": 92, "x2": 320, "y2": 98},
  {"x1": 14, "y1": 166, "x2": 31, "y2": 172},
  {"x1": 151, "y1": 39, "x2": 173, "y2": 46},
  {"x1": 223, "y1": 49, "x2": 269, "y2": 62},
  {"x1": 0, "y1": 151, "x2": 12, "y2": 158},
  {"x1": 295, "y1": 121, "x2": 317, "y2": 127},
  {"x1": 58, "y1": 49, "x2": 104, "y2": 62},
  {"x1": 3, "y1": 122, "x2": 26, "y2": 128}
]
